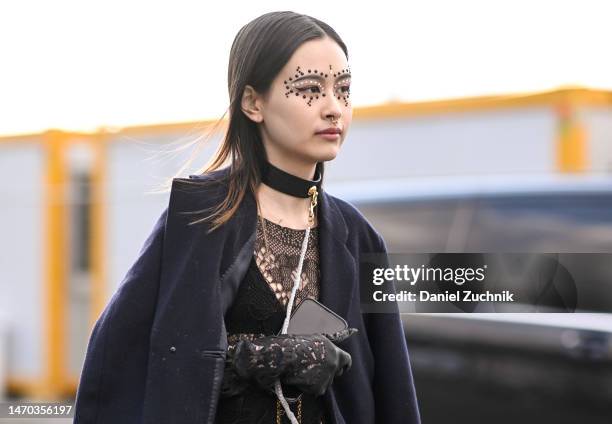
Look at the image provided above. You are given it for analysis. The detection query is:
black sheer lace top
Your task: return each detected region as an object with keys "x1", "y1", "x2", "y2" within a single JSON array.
[{"x1": 214, "y1": 216, "x2": 326, "y2": 424}]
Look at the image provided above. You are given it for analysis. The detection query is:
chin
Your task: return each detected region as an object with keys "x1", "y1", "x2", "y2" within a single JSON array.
[
  {"x1": 321, "y1": 152, "x2": 339, "y2": 162},
  {"x1": 312, "y1": 145, "x2": 340, "y2": 162},
  {"x1": 299, "y1": 139, "x2": 341, "y2": 163}
]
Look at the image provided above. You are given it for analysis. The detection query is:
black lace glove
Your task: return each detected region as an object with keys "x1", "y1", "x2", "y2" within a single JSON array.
[
  {"x1": 220, "y1": 334, "x2": 262, "y2": 398},
  {"x1": 282, "y1": 328, "x2": 357, "y2": 396},
  {"x1": 229, "y1": 328, "x2": 357, "y2": 396}
]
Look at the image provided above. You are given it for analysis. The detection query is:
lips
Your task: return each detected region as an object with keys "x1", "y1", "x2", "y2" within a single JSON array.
[{"x1": 316, "y1": 128, "x2": 342, "y2": 135}]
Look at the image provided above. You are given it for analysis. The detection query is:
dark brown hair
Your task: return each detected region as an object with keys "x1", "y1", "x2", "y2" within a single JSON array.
[{"x1": 170, "y1": 11, "x2": 349, "y2": 233}]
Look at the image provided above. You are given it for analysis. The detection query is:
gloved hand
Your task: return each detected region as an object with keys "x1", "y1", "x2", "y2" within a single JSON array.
[
  {"x1": 282, "y1": 328, "x2": 357, "y2": 396},
  {"x1": 230, "y1": 328, "x2": 358, "y2": 396}
]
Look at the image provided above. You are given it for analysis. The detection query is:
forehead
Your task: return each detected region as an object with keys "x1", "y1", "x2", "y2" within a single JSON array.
[{"x1": 282, "y1": 37, "x2": 349, "y2": 77}]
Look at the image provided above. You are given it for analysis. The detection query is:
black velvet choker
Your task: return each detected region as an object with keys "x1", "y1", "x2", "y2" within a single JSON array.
[{"x1": 259, "y1": 160, "x2": 322, "y2": 198}]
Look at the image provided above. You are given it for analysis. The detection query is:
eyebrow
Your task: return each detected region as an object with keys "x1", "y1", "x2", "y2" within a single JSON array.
[{"x1": 291, "y1": 73, "x2": 351, "y2": 83}]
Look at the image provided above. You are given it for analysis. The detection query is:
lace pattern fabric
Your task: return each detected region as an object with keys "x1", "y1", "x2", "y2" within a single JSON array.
[
  {"x1": 254, "y1": 216, "x2": 320, "y2": 309},
  {"x1": 223, "y1": 216, "x2": 321, "y2": 366}
]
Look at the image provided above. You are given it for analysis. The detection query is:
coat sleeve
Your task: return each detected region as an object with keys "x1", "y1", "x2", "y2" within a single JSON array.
[
  {"x1": 364, "y1": 233, "x2": 421, "y2": 424},
  {"x1": 74, "y1": 208, "x2": 168, "y2": 424}
]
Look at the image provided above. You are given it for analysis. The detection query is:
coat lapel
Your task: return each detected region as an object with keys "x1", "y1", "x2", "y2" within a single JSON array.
[
  {"x1": 318, "y1": 188, "x2": 358, "y2": 322},
  {"x1": 219, "y1": 189, "x2": 257, "y2": 321},
  {"x1": 318, "y1": 188, "x2": 358, "y2": 424}
]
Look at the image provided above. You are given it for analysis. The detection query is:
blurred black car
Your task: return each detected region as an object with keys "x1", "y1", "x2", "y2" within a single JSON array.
[{"x1": 328, "y1": 174, "x2": 612, "y2": 424}]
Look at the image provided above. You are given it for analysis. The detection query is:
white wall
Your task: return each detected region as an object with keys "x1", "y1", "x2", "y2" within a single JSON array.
[
  {"x1": 326, "y1": 107, "x2": 557, "y2": 181},
  {"x1": 579, "y1": 106, "x2": 612, "y2": 173},
  {"x1": 0, "y1": 141, "x2": 44, "y2": 378}
]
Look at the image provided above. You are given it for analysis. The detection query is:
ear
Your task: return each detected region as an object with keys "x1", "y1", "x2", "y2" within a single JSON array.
[{"x1": 241, "y1": 85, "x2": 264, "y2": 123}]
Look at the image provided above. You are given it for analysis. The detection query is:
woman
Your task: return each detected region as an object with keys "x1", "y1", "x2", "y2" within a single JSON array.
[{"x1": 73, "y1": 11, "x2": 420, "y2": 424}]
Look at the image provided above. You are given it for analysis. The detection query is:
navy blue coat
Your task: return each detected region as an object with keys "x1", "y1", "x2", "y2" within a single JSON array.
[{"x1": 73, "y1": 167, "x2": 421, "y2": 424}]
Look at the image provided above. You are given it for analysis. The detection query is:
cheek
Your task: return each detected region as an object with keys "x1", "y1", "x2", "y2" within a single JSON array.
[
  {"x1": 268, "y1": 100, "x2": 314, "y2": 139},
  {"x1": 281, "y1": 97, "x2": 318, "y2": 124},
  {"x1": 342, "y1": 107, "x2": 353, "y2": 127}
]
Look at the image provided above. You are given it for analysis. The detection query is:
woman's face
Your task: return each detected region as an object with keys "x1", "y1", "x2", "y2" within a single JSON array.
[{"x1": 244, "y1": 36, "x2": 352, "y2": 169}]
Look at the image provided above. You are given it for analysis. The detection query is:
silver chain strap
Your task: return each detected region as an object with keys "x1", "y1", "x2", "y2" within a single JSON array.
[{"x1": 257, "y1": 185, "x2": 319, "y2": 424}]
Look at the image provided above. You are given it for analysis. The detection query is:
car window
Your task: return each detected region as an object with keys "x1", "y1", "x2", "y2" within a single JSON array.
[
  {"x1": 356, "y1": 199, "x2": 467, "y2": 252},
  {"x1": 356, "y1": 193, "x2": 612, "y2": 312},
  {"x1": 356, "y1": 193, "x2": 612, "y2": 252},
  {"x1": 467, "y1": 194, "x2": 612, "y2": 252}
]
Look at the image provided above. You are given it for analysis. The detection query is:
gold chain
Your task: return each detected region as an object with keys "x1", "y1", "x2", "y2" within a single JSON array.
[
  {"x1": 257, "y1": 185, "x2": 319, "y2": 268},
  {"x1": 308, "y1": 185, "x2": 318, "y2": 225},
  {"x1": 257, "y1": 200, "x2": 270, "y2": 260}
]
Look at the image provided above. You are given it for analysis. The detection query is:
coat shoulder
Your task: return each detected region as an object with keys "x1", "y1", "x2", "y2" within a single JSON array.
[
  {"x1": 186, "y1": 167, "x2": 231, "y2": 183},
  {"x1": 172, "y1": 167, "x2": 231, "y2": 191},
  {"x1": 326, "y1": 192, "x2": 386, "y2": 250},
  {"x1": 167, "y1": 167, "x2": 231, "y2": 210}
]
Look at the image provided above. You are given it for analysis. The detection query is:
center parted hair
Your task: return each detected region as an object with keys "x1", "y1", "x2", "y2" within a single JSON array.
[{"x1": 180, "y1": 11, "x2": 349, "y2": 233}]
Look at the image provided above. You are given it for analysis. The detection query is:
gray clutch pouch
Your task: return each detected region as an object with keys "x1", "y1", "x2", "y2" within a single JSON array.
[{"x1": 283, "y1": 298, "x2": 348, "y2": 335}]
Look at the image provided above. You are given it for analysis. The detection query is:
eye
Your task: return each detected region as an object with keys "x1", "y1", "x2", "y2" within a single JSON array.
[
  {"x1": 338, "y1": 85, "x2": 351, "y2": 94},
  {"x1": 297, "y1": 86, "x2": 321, "y2": 94}
]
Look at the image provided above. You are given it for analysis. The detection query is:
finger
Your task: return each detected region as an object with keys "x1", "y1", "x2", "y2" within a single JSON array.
[
  {"x1": 327, "y1": 328, "x2": 358, "y2": 343},
  {"x1": 328, "y1": 329, "x2": 350, "y2": 343},
  {"x1": 336, "y1": 350, "x2": 352, "y2": 375},
  {"x1": 336, "y1": 365, "x2": 345, "y2": 376}
]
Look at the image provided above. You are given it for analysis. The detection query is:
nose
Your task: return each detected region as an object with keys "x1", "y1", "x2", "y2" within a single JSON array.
[{"x1": 321, "y1": 88, "x2": 343, "y2": 123}]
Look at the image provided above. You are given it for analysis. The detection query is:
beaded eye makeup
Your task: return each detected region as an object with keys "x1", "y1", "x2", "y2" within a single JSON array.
[{"x1": 284, "y1": 64, "x2": 351, "y2": 107}]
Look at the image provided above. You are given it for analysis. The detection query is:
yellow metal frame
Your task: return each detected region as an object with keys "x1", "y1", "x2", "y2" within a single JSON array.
[{"x1": 43, "y1": 130, "x2": 68, "y2": 399}]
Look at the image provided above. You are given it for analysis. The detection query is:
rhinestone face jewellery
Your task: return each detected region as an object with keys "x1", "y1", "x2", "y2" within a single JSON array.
[{"x1": 284, "y1": 64, "x2": 351, "y2": 107}]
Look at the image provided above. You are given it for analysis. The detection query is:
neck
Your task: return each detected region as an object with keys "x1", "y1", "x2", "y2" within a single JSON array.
[
  {"x1": 256, "y1": 158, "x2": 319, "y2": 228},
  {"x1": 257, "y1": 184, "x2": 313, "y2": 226},
  {"x1": 266, "y1": 153, "x2": 318, "y2": 181}
]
